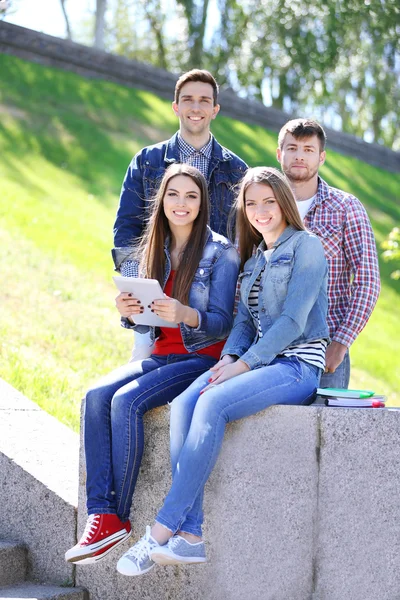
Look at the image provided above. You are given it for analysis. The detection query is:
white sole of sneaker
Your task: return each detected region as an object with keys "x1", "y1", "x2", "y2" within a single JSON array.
[
  {"x1": 150, "y1": 551, "x2": 207, "y2": 566},
  {"x1": 66, "y1": 530, "x2": 132, "y2": 565},
  {"x1": 116, "y1": 561, "x2": 155, "y2": 577}
]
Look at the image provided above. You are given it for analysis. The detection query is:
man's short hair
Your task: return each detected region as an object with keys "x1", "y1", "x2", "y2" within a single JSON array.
[
  {"x1": 278, "y1": 118, "x2": 327, "y2": 152},
  {"x1": 174, "y1": 70, "x2": 219, "y2": 106}
]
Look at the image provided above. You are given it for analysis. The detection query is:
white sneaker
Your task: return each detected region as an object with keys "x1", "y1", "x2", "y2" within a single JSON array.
[
  {"x1": 150, "y1": 535, "x2": 206, "y2": 565},
  {"x1": 117, "y1": 526, "x2": 159, "y2": 576}
]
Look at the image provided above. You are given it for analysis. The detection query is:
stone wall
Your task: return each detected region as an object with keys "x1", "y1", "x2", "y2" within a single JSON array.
[
  {"x1": 1, "y1": 376, "x2": 400, "y2": 598},
  {"x1": 76, "y1": 400, "x2": 400, "y2": 600},
  {"x1": 1, "y1": 21, "x2": 399, "y2": 173},
  {"x1": 0, "y1": 378, "x2": 79, "y2": 585}
]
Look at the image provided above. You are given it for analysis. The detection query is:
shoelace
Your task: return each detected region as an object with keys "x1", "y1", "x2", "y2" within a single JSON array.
[
  {"x1": 82, "y1": 514, "x2": 100, "y2": 542},
  {"x1": 167, "y1": 535, "x2": 182, "y2": 550},
  {"x1": 126, "y1": 526, "x2": 155, "y2": 562}
]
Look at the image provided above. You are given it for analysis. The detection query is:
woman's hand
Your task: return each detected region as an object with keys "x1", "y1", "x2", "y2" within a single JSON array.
[
  {"x1": 151, "y1": 296, "x2": 199, "y2": 327},
  {"x1": 209, "y1": 354, "x2": 236, "y2": 377},
  {"x1": 115, "y1": 292, "x2": 144, "y2": 319},
  {"x1": 201, "y1": 358, "x2": 250, "y2": 393}
]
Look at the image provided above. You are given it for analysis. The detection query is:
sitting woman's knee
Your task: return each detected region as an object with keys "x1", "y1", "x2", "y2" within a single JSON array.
[{"x1": 85, "y1": 384, "x2": 111, "y2": 411}]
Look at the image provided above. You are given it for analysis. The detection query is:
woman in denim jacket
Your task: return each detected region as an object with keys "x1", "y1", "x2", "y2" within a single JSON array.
[
  {"x1": 118, "y1": 166, "x2": 329, "y2": 575},
  {"x1": 65, "y1": 164, "x2": 239, "y2": 567}
]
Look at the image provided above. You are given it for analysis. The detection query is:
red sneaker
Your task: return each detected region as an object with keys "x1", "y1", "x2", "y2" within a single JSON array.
[{"x1": 65, "y1": 514, "x2": 131, "y2": 565}]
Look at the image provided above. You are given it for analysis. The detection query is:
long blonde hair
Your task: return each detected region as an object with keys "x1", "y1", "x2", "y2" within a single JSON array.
[
  {"x1": 235, "y1": 167, "x2": 305, "y2": 269},
  {"x1": 136, "y1": 163, "x2": 210, "y2": 304}
]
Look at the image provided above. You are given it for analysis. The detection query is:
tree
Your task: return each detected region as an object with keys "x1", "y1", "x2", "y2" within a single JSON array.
[
  {"x1": 94, "y1": 0, "x2": 107, "y2": 49},
  {"x1": 61, "y1": 0, "x2": 400, "y2": 149},
  {"x1": 59, "y1": 0, "x2": 73, "y2": 40}
]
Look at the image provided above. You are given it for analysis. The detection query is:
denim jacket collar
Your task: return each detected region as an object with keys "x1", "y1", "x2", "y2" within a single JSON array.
[
  {"x1": 255, "y1": 225, "x2": 299, "y2": 256},
  {"x1": 163, "y1": 225, "x2": 213, "y2": 252},
  {"x1": 164, "y1": 132, "x2": 180, "y2": 164},
  {"x1": 164, "y1": 132, "x2": 233, "y2": 164}
]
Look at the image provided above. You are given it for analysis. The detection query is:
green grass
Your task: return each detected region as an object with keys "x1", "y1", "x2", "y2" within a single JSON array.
[{"x1": 0, "y1": 53, "x2": 399, "y2": 430}]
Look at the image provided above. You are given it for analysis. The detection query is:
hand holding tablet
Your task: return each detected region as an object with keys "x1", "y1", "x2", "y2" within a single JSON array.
[{"x1": 113, "y1": 276, "x2": 179, "y2": 328}]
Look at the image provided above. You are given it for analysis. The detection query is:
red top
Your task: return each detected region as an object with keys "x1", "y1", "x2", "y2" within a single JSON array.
[{"x1": 152, "y1": 271, "x2": 225, "y2": 360}]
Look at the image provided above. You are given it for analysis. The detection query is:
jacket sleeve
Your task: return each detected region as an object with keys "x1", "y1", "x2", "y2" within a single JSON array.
[
  {"x1": 332, "y1": 198, "x2": 380, "y2": 347},
  {"x1": 181, "y1": 246, "x2": 240, "y2": 340},
  {"x1": 112, "y1": 151, "x2": 146, "y2": 270},
  {"x1": 228, "y1": 235, "x2": 327, "y2": 370},
  {"x1": 221, "y1": 277, "x2": 258, "y2": 358}
]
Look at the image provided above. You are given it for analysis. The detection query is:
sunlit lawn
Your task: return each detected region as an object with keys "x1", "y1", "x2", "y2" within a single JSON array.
[{"x1": 0, "y1": 54, "x2": 399, "y2": 430}]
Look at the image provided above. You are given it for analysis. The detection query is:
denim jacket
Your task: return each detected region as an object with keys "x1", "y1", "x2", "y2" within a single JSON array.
[
  {"x1": 122, "y1": 227, "x2": 240, "y2": 352},
  {"x1": 112, "y1": 132, "x2": 247, "y2": 270},
  {"x1": 222, "y1": 226, "x2": 329, "y2": 369}
]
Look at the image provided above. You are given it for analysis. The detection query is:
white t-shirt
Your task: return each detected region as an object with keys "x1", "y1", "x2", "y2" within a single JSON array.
[{"x1": 296, "y1": 194, "x2": 317, "y2": 220}]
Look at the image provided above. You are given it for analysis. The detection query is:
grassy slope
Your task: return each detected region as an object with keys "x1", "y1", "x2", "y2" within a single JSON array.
[{"x1": 0, "y1": 54, "x2": 399, "y2": 431}]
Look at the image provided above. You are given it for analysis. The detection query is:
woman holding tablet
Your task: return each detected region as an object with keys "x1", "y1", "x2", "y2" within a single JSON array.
[
  {"x1": 120, "y1": 166, "x2": 329, "y2": 575},
  {"x1": 65, "y1": 164, "x2": 240, "y2": 566}
]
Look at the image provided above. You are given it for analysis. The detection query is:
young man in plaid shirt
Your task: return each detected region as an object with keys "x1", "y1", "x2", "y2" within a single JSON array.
[{"x1": 277, "y1": 118, "x2": 380, "y2": 389}]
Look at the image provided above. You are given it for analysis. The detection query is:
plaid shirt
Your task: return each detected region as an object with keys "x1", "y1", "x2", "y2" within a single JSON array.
[
  {"x1": 304, "y1": 177, "x2": 380, "y2": 347},
  {"x1": 177, "y1": 133, "x2": 212, "y2": 178}
]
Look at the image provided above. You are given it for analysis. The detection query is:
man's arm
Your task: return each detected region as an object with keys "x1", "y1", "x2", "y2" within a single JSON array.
[
  {"x1": 112, "y1": 152, "x2": 146, "y2": 271},
  {"x1": 332, "y1": 197, "x2": 381, "y2": 348}
]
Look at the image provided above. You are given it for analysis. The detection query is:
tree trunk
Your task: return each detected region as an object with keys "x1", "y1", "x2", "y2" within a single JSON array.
[
  {"x1": 59, "y1": 0, "x2": 73, "y2": 40},
  {"x1": 94, "y1": 0, "x2": 107, "y2": 49},
  {"x1": 188, "y1": 0, "x2": 209, "y2": 68},
  {"x1": 144, "y1": 3, "x2": 168, "y2": 70}
]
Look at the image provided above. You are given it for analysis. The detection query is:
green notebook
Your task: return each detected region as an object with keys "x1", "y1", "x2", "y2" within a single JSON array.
[{"x1": 317, "y1": 388, "x2": 375, "y2": 399}]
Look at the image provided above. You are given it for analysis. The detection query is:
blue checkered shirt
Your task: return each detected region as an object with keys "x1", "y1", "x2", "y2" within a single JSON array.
[{"x1": 177, "y1": 133, "x2": 212, "y2": 179}]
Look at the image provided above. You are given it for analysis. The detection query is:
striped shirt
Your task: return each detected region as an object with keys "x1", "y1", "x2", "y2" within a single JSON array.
[
  {"x1": 247, "y1": 249, "x2": 326, "y2": 370},
  {"x1": 177, "y1": 133, "x2": 212, "y2": 179}
]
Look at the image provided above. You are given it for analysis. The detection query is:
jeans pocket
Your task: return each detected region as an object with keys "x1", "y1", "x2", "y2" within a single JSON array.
[{"x1": 286, "y1": 356, "x2": 303, "y2": 378}]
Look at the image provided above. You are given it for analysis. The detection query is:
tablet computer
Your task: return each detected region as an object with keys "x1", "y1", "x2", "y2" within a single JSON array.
[{"x1": 113, "y1": 276, "x2": 178, "y2": 328}]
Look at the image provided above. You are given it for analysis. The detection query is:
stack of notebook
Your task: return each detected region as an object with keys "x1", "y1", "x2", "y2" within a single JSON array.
[{"x1": 317, "y1": 388, "x2": 386, "y2": 408}]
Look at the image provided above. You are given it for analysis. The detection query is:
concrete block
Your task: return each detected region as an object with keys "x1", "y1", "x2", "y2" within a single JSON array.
[
  {"x1": 0, "y1": 541, "x2": 27, "y2": 586},
  {"x1": 76, "y1": 403, "x2": 319, "y2": 600},
  {"x1": 314, "y1": 407, "x2": 400, "y2": 600},
  {"x1": 0, "y1": 582, "x2": 88, "y2": 599},
  {"x1": 0, "y1": 379, "x2": 79, "y2": 584}
]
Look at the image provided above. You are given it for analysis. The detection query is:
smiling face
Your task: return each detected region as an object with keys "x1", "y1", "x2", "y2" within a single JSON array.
[
  {"x1": 163, "y1": 174, "x2": 201, "y2": 234},
  {"x1": 172, "y1": 81, "x2": 220, "y2": 142},
  {"x1": 244, "y1": 183, "x2": 287, "y2": 247},
  {"x1": 277, "y1": 133, "x2": 325, "y2": 183}
]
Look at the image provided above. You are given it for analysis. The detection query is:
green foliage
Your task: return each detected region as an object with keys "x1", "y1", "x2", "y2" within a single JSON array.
[
  {"x1": 79, "y1": 0, "x2": 400, "y2": 149},
  {"x1": 0, "y1": 54, "x2": 399, "y2": 431},
  {"x1": 381, "y1": 228, "x2": 400, "y2": 280}
]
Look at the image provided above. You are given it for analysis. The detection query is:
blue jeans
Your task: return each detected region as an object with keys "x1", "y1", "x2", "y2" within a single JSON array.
[
  {"x1": 319, "y1": 349, "x2": 350, "y2": 389},
  {"x1": 84, "y1": 353, "x2": 217, "y2": 521},
  {"x1": 156, "y1": 356, "x2": 321, "y2": 537}
]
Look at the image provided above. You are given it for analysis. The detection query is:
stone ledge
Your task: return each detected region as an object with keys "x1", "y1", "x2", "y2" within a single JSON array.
[
  {"x1": 0, "y1": 378, "x2": 79, "y2": 584},
  {"x1": 76, "y1": 402, "x2": 400, "y2": 600},
  {"x1": 2, "y1": 376, "x2": 400, "y2": 599}
]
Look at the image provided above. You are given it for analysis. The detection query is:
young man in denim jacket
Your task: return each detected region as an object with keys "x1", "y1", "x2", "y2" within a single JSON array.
[
  {"x1": 113, "y1": 69, "x2": 246, "y2": 358},
  {"x1": 112, "y1": 69, "x2": 247, "y2": 272},
  {"x1": 277, "y1": 118, "x2": 380, "y2": 388}
]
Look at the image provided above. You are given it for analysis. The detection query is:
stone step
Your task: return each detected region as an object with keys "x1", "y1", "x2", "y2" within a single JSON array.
[
  {"x1": 0, "y1": 582, "x2": 88, "y2": 600},
  {"x1": 0, "y1": 541, "x2": 27, "y2": 587}
]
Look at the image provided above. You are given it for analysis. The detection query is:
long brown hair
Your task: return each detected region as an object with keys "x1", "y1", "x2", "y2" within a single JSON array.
[
  {"x1": 235, "y1": 167, "x2": 305, "y2": 269},
  {"x1": 137, "y1": 163, "x2": 210, "y2": 304}
]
